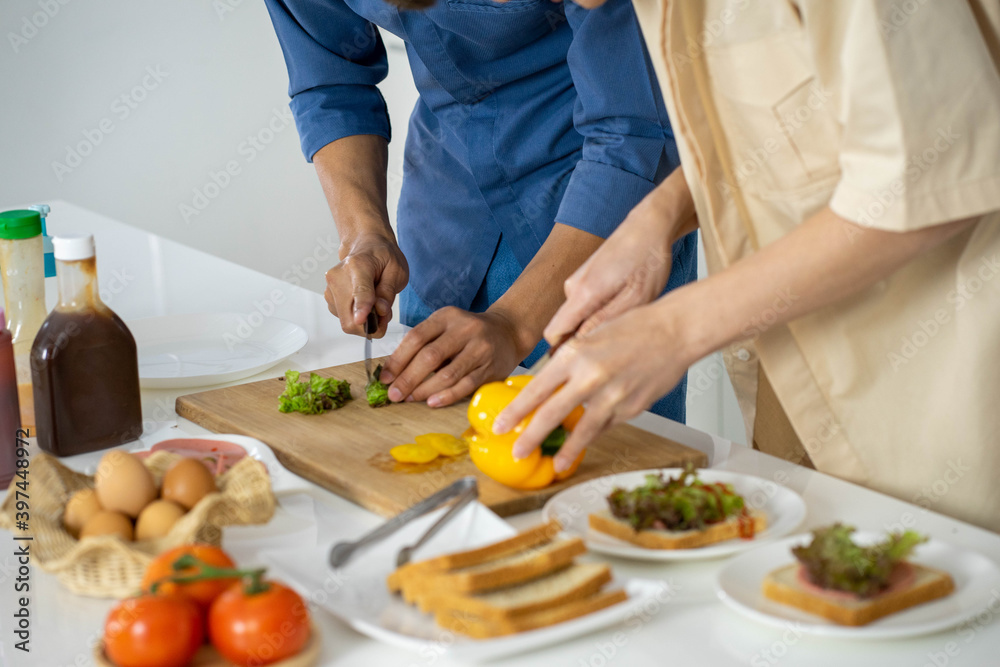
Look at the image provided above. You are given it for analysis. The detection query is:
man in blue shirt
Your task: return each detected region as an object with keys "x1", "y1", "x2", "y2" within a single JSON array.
[{"x1": 264, "y1": 0, "x2": 696, "y2": 419}]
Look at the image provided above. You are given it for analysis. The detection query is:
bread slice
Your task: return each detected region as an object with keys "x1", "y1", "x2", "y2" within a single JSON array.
[
  {"x1": 387, "y1": 519, "x2": 562, "y2": 593},
  {"x1": 436, "y1": 588, "x2": 628, "y2": 638},
  {"x1": 420, "y1": 562, "x2": 612, "y2": 620},
  {"x1": 589, "y1": 510, "x2": 767, "y2": 549},
  {"x1": 403, "y1": 538, "x2": 587, "y2": 609},
  {"x1": 762, "y1": 563, "x2": 955, "y2": 626}
]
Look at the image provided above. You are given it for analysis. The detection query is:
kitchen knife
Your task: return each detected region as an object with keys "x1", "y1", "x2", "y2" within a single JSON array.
[
  {"x1": 364, "y1": 310, "x2": 378, "y2": 383},
  {"x1": 524, "y1": 332, "x2": 573, "y2": 376}
]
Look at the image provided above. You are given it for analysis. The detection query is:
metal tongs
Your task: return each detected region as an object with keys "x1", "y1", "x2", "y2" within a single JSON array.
[{"x1": 328, "y1": 476, "x2": 479, "y2": 569}]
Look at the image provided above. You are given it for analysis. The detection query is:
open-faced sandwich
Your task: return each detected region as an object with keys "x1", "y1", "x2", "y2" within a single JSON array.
[
  {"x1": 387, "y1": 520, "x2": 627, "y2": 638},
  {"x1": 762, "y1": 523, "x2": 955, "y2": 626},
  {"x1": 588, "y1": 466, "x2": 766, "y2": 549}
]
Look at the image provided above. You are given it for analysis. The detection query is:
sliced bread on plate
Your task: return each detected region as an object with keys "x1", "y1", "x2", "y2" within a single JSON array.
[
  {"x1": 436, "y1": 589, "x2": 628, "y2": 639},
  {"x1": 420, "y1": 562, "x2": 612, "y2": 619},
  {"x1": 589, "y1": 509, "x2": 766, "y2": 550},
  {"x1": 762, "y1": 562, "x2": 955, "y2": 626}
]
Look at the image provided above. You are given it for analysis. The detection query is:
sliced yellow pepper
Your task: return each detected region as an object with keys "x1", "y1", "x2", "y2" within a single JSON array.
[
  {"x1": 415, "y1": 433, "x2": 468, "y2": 457},
  {"x1": 390, "y1": 443, "x2": 439, "y2": 464}
]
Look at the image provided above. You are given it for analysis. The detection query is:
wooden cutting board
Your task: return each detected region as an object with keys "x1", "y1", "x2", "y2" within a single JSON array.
[{"x1": 176, "y1": 361, "x2": 707, "y2": 517}]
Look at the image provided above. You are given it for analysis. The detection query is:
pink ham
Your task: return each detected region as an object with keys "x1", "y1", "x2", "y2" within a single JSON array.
[
  {"x1": 135, "y1": 439, "x2": 248, "y2": 475},
  {"x1": 795, "y1": 561, "x2": 917, "y2": 602}
]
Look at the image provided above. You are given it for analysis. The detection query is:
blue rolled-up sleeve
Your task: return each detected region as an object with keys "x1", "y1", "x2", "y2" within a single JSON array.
[
  {"x1": 264, "y1": 0, "x2": 391, "y2": 162},
  {"x1": 555, "y1": 0, "x2": 680, "y2": 238}
]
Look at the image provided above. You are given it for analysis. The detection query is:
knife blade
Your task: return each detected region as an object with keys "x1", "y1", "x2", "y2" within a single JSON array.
[
  {"x1": 364, "y1": 310, "x2": 378, "y2": 383},
  {"x1": 525, "y1": 332, "x2": 573, "y2": 375}
]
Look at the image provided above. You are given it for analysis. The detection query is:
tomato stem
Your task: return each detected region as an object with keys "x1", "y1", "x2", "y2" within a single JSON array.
[{"x1": 149, "y1": 554, "x2": 271, "y2": 596}]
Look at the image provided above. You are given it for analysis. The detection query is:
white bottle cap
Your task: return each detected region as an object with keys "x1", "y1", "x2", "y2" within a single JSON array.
[{"x1": 53, "y1": 234, "x2": 95, "y2": 261}]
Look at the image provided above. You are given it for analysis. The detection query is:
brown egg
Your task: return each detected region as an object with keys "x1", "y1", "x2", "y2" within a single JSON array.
[
  {"x1": 80, "y1": 510, "x2": 134, "y2": 541},
  {"x1": 161, "y1": 458, "x2": 217, "y2": 510},
  {"x1": 63, "y1": 488, "x2": 102, "y2": 537},
  {"x1": 135, "y1": 500, "x2": 186, "y2": 540},
  {"x1": 95, "y1": 450, "x2": 157, "y2": 518}
]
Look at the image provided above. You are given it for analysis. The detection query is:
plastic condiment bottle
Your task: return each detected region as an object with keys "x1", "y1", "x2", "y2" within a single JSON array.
[
  {"x1": 0, "y1": 307, "x2": 20, "y2": 488},
  {"x1": 0, "y1": 210, "x2": 47, "y2": 431},
  {"x1": 28, "y1": 204, "x2": 56, "y2": 278},
  {"x1": 30, "y1": 234, "x2": 143, "y2": 456}
]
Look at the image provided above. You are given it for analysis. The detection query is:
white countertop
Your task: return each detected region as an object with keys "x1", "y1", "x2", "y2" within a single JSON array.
[{"x1": 1, "y1": 202, "x2": 998, "y2": 667}]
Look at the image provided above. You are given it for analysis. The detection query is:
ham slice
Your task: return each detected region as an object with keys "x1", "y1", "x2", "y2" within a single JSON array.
[{"x1": 135, "y1": 438, "x2": 247, "y2": 475}]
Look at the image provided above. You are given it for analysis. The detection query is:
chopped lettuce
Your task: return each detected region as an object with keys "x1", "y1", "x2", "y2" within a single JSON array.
[
  {"x1": 791, "y1": 523, "x2": 926, "y2": 598},
  {"x1": 607, "y1": 464, "x2": 745, "y2": 532},
  {"x1": 366, "y1": 364, "x2": 390, "y2": 408},
  {"x1": 278, "y1": 370, "x2": 352, "y2": 414}
]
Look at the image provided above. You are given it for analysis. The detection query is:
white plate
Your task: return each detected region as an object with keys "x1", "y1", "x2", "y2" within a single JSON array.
[
  {"x1": 716, "y1": 532, "x2": 1000, "y2": 639},
  {"x1": 130, "y1": 312, "x2": 307, "y2": 388},
  {"x1": 259, "y1": 502, "x2": 668, "y2": 662},
  {"x1": 137, "y1": 428, "x2": 302, "y2": 492},
  {"x1": 542, "y1": 468, "x2": 806, "y2": 561},
  {"x1": 55, "y1": 428, "x2": 302, "y2": 493}
]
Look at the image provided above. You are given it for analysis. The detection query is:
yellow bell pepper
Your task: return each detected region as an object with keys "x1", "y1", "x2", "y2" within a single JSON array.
[{"x1": 467, "y1": 376, "x2": 585, "y2": 490}]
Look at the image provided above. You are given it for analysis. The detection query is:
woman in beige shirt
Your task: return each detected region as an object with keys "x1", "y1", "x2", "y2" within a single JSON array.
[{"x1": 495, "y1": 0, "x2": 1000, "y2": 532}]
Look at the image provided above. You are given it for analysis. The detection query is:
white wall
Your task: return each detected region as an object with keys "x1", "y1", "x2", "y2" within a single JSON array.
[
  {"x1": 1, "y1": 0, "x2": 418, "y2": 294},
  {"x1": 0, "y1": 0, "x2": 744, "y2": 443}
]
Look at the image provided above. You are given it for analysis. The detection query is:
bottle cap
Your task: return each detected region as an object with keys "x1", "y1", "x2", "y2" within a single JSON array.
[
  {"x1": 53, "y1": 234, "x2": 95, "y2": 261},
  {"x1": 0, "y1": 210, "x2": 42, "y2": 240}
]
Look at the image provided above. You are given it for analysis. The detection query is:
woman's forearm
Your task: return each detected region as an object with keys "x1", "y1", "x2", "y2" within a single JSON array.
[{"x1": 666, "y1": 207, "x2": 976, "y2": 365}]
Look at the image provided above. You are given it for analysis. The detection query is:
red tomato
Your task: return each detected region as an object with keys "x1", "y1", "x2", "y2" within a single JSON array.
[
  {"x1": 209, "y1": 580, "x2": 311, "y2": 667},
  {"x1": 104, "y1": 594, "x2": 203, "y2": 667},
  {"x1": 141, "y1": 544, "x2": 237, "y2": 611}
]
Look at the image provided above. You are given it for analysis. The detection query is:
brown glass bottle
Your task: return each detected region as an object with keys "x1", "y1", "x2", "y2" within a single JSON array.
[
  {"x1": 1, "y1": 308, "x2": 20, "y2": 487},
  {"x1": 30, "y1": 235, "x2": 142, "y2": 456}
]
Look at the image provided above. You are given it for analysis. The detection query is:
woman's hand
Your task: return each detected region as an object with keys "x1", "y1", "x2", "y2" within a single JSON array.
[
  {"x1": 496, "y1": 207, "x2": 979, "y2": 472},
  {"x1": 493, "y1": 299, "x2": 695, "y2": 472},
  {"x1": 544, "y1": 168, "x2": 696, "y2": 345}
]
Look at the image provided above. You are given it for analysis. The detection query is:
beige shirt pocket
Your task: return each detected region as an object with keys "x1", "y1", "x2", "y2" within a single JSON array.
[{"x1": 704, "y1": 31, "x2": 842, "y2": 200}]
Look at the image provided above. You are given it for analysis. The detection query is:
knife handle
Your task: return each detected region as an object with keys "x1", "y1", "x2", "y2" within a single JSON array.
[{"x1": 364, "y1": 311, "x2": 379, "y2": 336}]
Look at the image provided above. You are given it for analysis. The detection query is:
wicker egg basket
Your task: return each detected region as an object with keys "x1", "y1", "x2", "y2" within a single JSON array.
[{"x1": 0, "y1": 451, "x2": 276, "y2": 598}]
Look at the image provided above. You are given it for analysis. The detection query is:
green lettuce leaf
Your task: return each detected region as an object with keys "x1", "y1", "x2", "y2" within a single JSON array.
[
  {"x1": 606, "y1": 464, "x2": 745, "y2": 532},
  {"x1": 366, "y1": 364, "x2": 390, "y2": 408},
  {"x1": 791, "y1": 523, "x2": 926, "y2": 598},
  {"x1": 278, "y1": 370, "x2": 352, "y2": 414}
]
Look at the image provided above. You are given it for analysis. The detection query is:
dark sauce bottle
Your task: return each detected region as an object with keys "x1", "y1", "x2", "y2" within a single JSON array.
[
  {"x1": 30, "y1": 234, "x2": 142, "y2": 456},
  {"x1": 0, "y1": 308, "x2": 20, "y2": 486}
]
